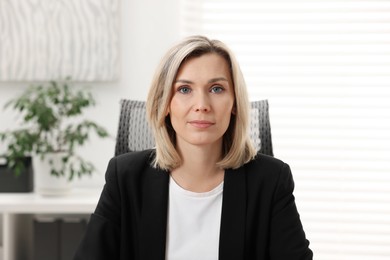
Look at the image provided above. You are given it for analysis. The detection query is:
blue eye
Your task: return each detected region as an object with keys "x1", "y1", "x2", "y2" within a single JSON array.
[
  {"x1": 178, "y1": 86, "x2": 191, "y2": 94},
  {"x1": 210, "y1": 86, "x2": 224, "y2": 93}
]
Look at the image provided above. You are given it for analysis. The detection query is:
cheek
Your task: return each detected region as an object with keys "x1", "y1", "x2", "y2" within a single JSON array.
[
  {"x1": 219, "y1": 102, "x2": 235, "y2": 123},
  {"x1": 169, "y1": 98, "x2": 178, "y2": 115},
  {"x1": 222, "y1": 97, "x2": 235, "y2": 114},
  {"x1": 169, "y1": 97, "x2": 186, "y2": 119}
]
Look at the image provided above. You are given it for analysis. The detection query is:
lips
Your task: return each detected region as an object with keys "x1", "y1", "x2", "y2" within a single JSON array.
[{"x1": 188, "y1": 120, "x2": 215, "y2": 129}]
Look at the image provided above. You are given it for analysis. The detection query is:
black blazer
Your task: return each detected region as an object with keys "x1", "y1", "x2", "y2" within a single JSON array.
[{"x1": 74, "y1": 150, "x2": 313, "y2": 259}]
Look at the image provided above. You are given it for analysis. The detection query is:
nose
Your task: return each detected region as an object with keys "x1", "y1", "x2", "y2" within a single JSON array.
[{"x1": 194, "y1": 92, "x2": 210, "y2": 112}]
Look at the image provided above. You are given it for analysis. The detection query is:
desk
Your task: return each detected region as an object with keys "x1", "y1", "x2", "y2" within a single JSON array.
[{"x1": 0, "y1": 188, "x2": 101, "y2": 260}]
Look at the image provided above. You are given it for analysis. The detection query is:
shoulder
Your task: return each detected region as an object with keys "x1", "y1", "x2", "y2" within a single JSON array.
[
  {"x1": 239, "y1": 153, "x2": 296, "y2": 202},
  {"x1": 245, "y1": 153, "x2": 288, "y2": 173},
  {"x1": 113, "y1": 149, "x2": 155, "y2": 167},
  {"x1": 243, "y1": 153, "x2": 293, "y2": 185},
  {"x1": 105, "y1": 149, "x2": 156, "y2": 180}
]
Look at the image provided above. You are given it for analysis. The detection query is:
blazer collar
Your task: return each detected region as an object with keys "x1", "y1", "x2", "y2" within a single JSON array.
[
  {"x1": 219, "y1": 166, "x2": 247, "y2": 260},
  {"x1": 139, "y1": 165, "x2": 170, "y2": 259},
  {"x1": 138, "y1": 164, "x2": 247, "y2": 260}
]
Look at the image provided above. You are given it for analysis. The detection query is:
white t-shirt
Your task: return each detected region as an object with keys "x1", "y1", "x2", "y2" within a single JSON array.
[{"x1": 165, "y1": 176, "x2": 223, "y2": 260}]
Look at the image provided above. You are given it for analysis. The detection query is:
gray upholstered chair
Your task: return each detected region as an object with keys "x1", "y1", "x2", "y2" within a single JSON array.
[{"x1": 115, "y1": 99, "x2": 273, "y2": 157}]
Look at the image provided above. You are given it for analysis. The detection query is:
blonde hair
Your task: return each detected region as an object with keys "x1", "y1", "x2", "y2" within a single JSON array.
[{"x1": 146, "y1": 35, "x2": 256, "y2": 170}]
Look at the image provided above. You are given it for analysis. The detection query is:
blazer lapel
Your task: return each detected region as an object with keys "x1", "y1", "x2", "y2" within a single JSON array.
[
  {"x1": 139, "y1": 165, "x2": 170, "y2": 260},
  {"x1": 219, "y1": 166, "x2": 247, "y2": 260},
  {"x1": 137, "y1": 159, "x2": 247, "y2": 260}
]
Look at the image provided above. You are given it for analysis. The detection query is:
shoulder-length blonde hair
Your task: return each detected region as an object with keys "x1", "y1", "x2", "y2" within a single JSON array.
[{"x1": 146, "y1": 35, "x2": 256, "y2": 170}]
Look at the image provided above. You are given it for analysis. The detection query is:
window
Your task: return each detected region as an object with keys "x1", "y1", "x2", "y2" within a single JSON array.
[{"x1": 180, "y1": 1, "x2": 390, "y2": 259}]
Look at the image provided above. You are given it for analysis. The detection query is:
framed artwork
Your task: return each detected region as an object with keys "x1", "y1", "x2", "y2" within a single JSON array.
[{"x1": 0, "y1": 0, "x2": 119, "y2": 81}]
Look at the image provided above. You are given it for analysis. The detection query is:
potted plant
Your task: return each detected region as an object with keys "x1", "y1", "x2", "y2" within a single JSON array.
[
  {"x1": 0, "y1": 156, "x2": 34, "y2": 193},
  {"x1": 0, "y1": 78, "x2": 109, "y2": 195}
]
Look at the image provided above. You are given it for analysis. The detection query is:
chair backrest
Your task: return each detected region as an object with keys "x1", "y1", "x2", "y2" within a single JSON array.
[{"x1": 115, "y1": 99, "x2": 273, "y2": 157}]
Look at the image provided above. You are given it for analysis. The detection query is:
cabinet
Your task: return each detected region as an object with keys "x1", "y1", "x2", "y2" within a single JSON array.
[{"x1": 0, "y1": 188, "x2": 101, "y2": 260}]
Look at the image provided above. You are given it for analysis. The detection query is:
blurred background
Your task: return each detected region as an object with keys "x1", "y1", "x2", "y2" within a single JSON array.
[{"x1": 0, "y1": 0, "x2": 389, "y2": 259}]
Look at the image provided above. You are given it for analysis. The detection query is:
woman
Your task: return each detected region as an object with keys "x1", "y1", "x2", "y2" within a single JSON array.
[{"x1": 74, "y1": 36, "x2": 313, "y2": 259}]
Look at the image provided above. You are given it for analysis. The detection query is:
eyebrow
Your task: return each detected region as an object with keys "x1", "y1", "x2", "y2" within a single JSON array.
[{"x1": 174, "y1": 77, "x2": 229, "y2": 84}]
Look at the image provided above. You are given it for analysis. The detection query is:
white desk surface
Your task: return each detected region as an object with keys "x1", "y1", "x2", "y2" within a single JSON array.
[{"x1": 0, "y1": 188, "x2": 102, "y2": 214}]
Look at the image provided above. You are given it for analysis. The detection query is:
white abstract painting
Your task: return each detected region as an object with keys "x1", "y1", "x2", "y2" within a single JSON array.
[{"x1": 0, "y1": 0, "x2": 119, "y2": 81}]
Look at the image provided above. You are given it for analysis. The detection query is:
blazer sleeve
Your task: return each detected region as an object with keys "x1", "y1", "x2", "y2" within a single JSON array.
[
  {"x1": 74, "y1": 157, "x2": 121, "y2": 260},
  {"x1": 269, "y1": 163, "x2": 313, "y2": 260}
]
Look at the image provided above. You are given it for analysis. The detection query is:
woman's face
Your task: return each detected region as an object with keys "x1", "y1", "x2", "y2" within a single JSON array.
[{"x1": 169, "y1": 53, "x2": 235, "y2": 150}]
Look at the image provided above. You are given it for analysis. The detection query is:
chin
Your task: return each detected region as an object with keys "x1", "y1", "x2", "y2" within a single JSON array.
[{"x1": 185, "y1": 137, "x2": 223, "y2": 147}]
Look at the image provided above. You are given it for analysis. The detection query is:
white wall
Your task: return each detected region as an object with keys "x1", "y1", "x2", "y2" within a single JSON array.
[{"x1": 0, "y1": 0, "x2": 181, "y2": 188}]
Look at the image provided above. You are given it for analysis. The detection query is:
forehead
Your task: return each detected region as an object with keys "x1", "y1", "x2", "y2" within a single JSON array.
[{"x1": 175, "y1": 53, "x2": 231, "y2": 79}]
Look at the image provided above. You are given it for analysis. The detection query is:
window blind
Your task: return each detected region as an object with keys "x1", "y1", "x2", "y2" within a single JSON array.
[{"x1": 180, "y1": 1, "x2": 390, "y2": 259}]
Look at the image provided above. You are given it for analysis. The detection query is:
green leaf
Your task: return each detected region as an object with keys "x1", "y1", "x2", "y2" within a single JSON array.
[{"x1": 0, "y1": 79, "x2": 109, "y2": 179}]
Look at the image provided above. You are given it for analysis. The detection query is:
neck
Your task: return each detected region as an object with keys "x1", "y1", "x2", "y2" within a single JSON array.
[{"x1": 171, "y1": 141, "x2": 225, "y2": 192}]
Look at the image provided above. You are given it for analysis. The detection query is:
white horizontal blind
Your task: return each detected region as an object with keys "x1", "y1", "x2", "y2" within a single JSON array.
[{"x1": 180, "y1": 1, "x2": 390, "y2": 259}]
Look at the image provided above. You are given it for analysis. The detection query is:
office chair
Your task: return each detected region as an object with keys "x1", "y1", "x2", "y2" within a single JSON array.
[{"x1": 115, "y1": 99, "x2": 273, "y2": 157}]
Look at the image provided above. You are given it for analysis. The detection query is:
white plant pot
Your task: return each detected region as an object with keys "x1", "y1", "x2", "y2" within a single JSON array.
[{"x1": 33, "y1": 153, "x2": 72, "y2": 196}]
